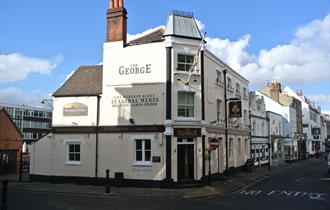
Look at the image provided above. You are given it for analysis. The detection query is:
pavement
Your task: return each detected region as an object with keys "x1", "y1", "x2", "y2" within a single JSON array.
[{"x1": 0, "y1": 158, "x2": 321, "y2": 199}]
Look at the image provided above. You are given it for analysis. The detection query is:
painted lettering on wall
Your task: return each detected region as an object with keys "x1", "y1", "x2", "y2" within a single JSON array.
[
  {"x1": 63, "y1": 103, "x2": 88, "y2": 116},
  {"x1": 119, "y1": 64, "x2": 151, "y2": 75},
  {"x1": 111, "y1": 94, "x2": 159, "y2": 107}
]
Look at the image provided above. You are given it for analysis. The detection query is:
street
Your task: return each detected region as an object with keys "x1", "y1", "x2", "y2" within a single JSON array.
[{"x1": 5, "y1": 159, "x2": 330, "y2": 210}]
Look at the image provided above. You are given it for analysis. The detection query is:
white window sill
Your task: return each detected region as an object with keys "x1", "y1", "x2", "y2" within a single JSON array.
[
  {"x1": 176, "y1": 117, "x2": 199, "y2": 122},
  {"x1": 133, "y1": 162, "x2": 152, "y2": 167},
  {"x1": 65, "y1": 161, "x2": 82, "y2": 166}
]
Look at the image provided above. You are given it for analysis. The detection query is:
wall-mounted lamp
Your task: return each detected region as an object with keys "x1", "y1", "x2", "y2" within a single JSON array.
[{"x1": 129, "y1": 118, "x2": 135, "y2": 124}]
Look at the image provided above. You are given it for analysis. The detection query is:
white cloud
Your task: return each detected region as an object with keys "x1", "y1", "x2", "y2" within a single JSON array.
[
  {"x1": 195, "y1": 19, "x2": 205, "y2": 31},
  {"x1": 127, "y1": 26, "x2": 165, "y2": 42},
  {"x1": 306, "y1": 94, "x2": 330, "y2": 105},
  {"x1": 204, "y1": 14, "x2": 330, "y2": 88},
  {"x1": 0, "y1": 87, "x2": 51, "y2": 107},
  {"x1": 0, "y1": 53, "x2": 63, "y2": 84},
  {"x1": 205, "y1": 35, "x2": 253, "y2": 71}
]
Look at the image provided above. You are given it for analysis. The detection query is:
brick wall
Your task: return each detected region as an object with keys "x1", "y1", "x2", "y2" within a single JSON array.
[{"x1": 0, "y1": 110, "x2": 23, "y2": 174}]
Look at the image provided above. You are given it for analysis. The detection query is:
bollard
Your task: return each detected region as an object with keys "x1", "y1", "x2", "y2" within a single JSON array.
[
  {"x1": 1, "y1": 180, "x2": 9, "y2": 210},
  {"x1": 105, "y1": 169, "x2": 110, "y2": 194}
]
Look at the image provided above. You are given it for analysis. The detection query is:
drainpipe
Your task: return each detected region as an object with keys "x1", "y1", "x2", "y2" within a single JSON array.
[
  {"x1": 95, "y1": 95, "x2": 101, "y2": 182},
  {"x1": 223, "y1": 69, "x2": 229, "y2": 175}
]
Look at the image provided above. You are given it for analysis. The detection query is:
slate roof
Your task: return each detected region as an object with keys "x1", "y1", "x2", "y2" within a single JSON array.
[
  {"x1": 164, "y1": 10, "x2": 202, "y2": 40},
  {"x1": 129, "y1": 28, "x2": 165, "y2": 45},
  {"x1": 53, "y1": 65, "x2": 103, "y2": 97}
]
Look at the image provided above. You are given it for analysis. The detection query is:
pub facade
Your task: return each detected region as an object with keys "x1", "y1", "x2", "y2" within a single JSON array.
[{"x1": 30, "y1": 0, "x2": 250, "y2": 186}]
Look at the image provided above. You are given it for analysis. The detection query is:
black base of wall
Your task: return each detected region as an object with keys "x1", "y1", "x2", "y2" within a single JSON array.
[{"x1": 30, "y1": 174, "x2": 165, "y2": 188}]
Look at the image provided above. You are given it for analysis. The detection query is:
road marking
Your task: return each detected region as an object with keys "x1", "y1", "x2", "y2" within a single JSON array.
[
  {"x1": 239, "y1": 189, "x2": 327, "y2": 201},
  {"x1": 320, "y1": 178, "x2": 330, "y2": 181}
]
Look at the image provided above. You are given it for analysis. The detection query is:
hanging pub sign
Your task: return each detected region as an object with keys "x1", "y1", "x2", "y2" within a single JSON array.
[
  {"x1": 229, "y1": 101, "x2": 242, "y2": 118},
  {"x1": 63, "y1": 103, "x2": 88, "y2": 116}
]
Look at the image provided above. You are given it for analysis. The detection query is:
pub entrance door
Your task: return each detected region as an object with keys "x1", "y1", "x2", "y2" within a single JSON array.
[{"x1": 177, "y1": 138, "x2": 195, "y2": 181}]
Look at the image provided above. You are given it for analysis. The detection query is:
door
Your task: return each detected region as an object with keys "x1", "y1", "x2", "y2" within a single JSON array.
[{"x1": 177, "y1": 144, "x2": 194, "y2": 181}]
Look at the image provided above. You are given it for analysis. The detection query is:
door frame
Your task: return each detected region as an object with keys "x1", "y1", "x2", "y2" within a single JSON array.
[{"x1": 177, "y1": 138, "x2": 196, "y2": 181}]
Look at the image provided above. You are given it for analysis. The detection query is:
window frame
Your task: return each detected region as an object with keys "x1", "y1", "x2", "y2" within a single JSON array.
[
  {"x1": 177, "y1": 54, "x2": 195, "y2": 72},
  {"x1": 64, "y1": 140, "x2": 83, "y2": 165},
  {"x1": 177, "y1": 91, "x2": 195, "y2": 119},
  {"x1": 229, "y1": 138, "x2": 233, "y2": 159},
  {"x1": 135, "y1": 139, "x2": 152, "y2": 165}
]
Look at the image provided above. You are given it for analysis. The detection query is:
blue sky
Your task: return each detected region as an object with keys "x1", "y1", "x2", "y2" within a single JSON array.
[{"x1": 0, "y1": 0, "x2": 329, "y2": 113}]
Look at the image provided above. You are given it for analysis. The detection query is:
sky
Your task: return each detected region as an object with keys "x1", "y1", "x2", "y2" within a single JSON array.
[{"x1": 0, "y1": 0, "x2": 329, "y2": 113}]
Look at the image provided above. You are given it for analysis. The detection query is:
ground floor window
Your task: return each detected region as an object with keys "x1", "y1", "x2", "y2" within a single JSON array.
[
  {"x1": 135, "y1": 139, "x2": 151, "y2": 163},
  {"x1": 65, "y1": 141, "x2": 82, "y2": 165},
  {"x1": 229, "y1": 138, "x2": 233, "y2": 159}
]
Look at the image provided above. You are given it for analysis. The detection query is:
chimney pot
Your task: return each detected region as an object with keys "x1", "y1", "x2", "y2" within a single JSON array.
[
  {"x1": 119, "y1": 0, "x2": 123, "y2": 8},
  {"x1": 114, "y1": 0, "x2": 118, "y2": 8},
  {"x1": 110, "y1": 0, "x2": 114, "y2": 8}
]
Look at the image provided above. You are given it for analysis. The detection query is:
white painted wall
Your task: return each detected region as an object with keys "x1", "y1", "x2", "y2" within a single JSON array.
[{"x1": 52, "y1": 97, "x2": 98, "y2": 126}]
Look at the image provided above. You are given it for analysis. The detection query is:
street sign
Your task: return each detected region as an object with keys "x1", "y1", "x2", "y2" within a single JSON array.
[{"x1": 209, "y1": 138, "x2": 220, "y2": 150}]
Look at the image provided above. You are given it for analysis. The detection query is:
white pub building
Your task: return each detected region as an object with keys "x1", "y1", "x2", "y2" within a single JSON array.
[{"x1": 30, "y1": 0, "x2": 250, "y2": 187}]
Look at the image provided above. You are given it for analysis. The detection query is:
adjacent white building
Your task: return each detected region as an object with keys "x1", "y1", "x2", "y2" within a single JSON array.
[{"x1": 249, "y1": 92, "x2": 269, "y2": 166}]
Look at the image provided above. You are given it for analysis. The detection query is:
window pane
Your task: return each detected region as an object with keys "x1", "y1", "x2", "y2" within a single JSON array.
[
  {"x1": 178, "y1": 54, "x2": 185, "y2": 62},
  {"x1": 69, "y1": 154, "x2": 75, "y2": 161},
  {"x1": 186, "y1": 64, "x2": 192, "y2": 71},
  {"x1": 136, "y1": 151, "x2": 142, "y2": 161},
  {"x1": 69, "y1": 145, "x2": 74, "y2": 152},
  {"x1": 186, "y1": 93, "x2": 194, "y2": 105},
  {"x1": 177, "y1": 64, "x2": 185, "y2": 71},
  {"x1": 187, "y1": 107, "x2": 194, "y2": 117},
  {"x1": 178, "y1": 107, "x2": 186, "y2": 117},
  {"x1": 75, "y1": 145, "x2": 80, "y2": 152},
  {"x1": 178, "y1": 93, "x2": 185, "y2": 105},
  {"x1": 145, "y1": 151, "x2": 151, "y2": 161},
  {"x1": 136, "y1": 140, "x2": 142, "y2": 150},
  {"x1": 75, "y1": 154, "x2": 80, "y2": 161},
  {"x1": 186, "y1": 55, "x2": 194, "y2": 64},
  {"x1": 145, "y1": 140, "x2": 151, "y2": 150}
]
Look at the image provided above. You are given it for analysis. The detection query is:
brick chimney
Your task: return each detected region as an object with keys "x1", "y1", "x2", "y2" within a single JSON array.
[
  {"x1": 107, "y1": 0, "x2": 127, "y2": 43},
  {"x1": 269, "y1": 80, "x2": 281, "y2": 102}
]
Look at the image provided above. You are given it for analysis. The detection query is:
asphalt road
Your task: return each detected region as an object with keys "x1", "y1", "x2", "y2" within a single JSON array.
[{"x1": 4, "y1": 159, "x2": 330, "y2": 210}]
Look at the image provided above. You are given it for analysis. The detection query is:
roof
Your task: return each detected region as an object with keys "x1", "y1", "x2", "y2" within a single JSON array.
[
  {"x1": 53, "y1": 65, "x2": 103, "y2": 97},
  {"x1": 129, "y1": 28, "x2": 165, "y2": 45},
  {"x1": 164, "y1": 10, "x2": 202, "y2": 40},
  {"x1": 0, "y1": 108, "x2": 23, "y2": 138}
]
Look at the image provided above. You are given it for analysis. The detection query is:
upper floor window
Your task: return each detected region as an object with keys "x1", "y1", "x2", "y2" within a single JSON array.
[
  {"x1": 216, "y1": 70, "x2": 222, "y2": 85},
  {"x1": 243, "y1": 87, "x2": 247, "y2": 98},
  {"x1": 217, "y1": 99, "x2": 222, "y2": 122},
  {"x1": 227, "y1": 77, "x2": 234, "y2": 92},
  {"x1": 236, "y1": 83, "x2": 241, "y2": 94},
  {"x1": 178, "y1": 92, "x2": 195, "y2": 118},
  {"x1": 177, "y1": 54, "x2": 194, "y2": 71}
]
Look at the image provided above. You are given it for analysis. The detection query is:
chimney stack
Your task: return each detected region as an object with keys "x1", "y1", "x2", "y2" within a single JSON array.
[
  {"x1": 107, "y1": 0, "x2": 127, "y2": 43},
  {"x1": 269, "y1": 80, "x2": 281, "y2": 102}
]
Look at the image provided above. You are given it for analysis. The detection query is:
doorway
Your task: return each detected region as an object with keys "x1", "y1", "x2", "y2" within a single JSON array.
[{"x1": 177, "y1": 138, "x2": 194, "y2": 181}]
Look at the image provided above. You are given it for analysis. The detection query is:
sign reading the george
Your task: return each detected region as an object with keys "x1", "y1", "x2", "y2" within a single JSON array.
[
  {"x1": 63, "y1": 103, "x2": 88, "y2": 116},
  {"x1": 111, "y1": 94, "x2": 159, "y2": 108},
  {"x1": 229, "y1": 101, "x2": 242, "y2": 118},
  {"x1": 119, "y1": 64, "x2": 152, "y2": 75},
  {"x1": 174, "y1": 128, "x2": 201, "y2": 138}
]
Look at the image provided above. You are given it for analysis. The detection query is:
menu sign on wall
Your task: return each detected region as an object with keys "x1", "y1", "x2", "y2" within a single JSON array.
[
  {"x1": 111, "y1": 94, "x2": 159, "y2": 108},
  {"x1": 63, "y1": 103, "x2": 88, "y2": 116}
]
